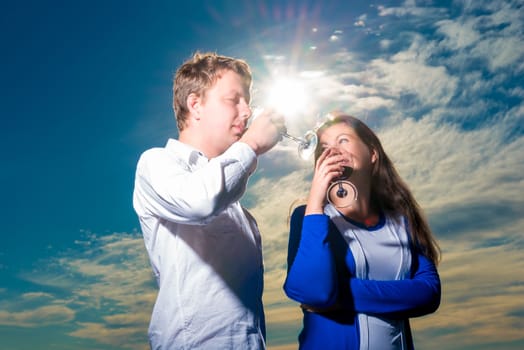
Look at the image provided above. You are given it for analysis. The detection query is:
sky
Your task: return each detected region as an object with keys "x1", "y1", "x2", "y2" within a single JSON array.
[{"x1": 1, "y1": 0, "x2": 523, "y2": 349}]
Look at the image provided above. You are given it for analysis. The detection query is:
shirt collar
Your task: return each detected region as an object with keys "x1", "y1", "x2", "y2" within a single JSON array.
[{"x1": 165, "y1": 138, "x2": 208, "y2": 167}]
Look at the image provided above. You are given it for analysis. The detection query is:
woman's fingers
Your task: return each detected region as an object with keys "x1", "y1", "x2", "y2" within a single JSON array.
[{"x1": 316, "y1": 148, "x2": 345, "y2": 180}]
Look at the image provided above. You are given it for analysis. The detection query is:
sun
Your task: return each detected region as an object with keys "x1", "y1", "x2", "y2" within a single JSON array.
[
  {"x1": 258, "y1": 74, "x2": 311, "y2": 120},
  {"x1": 252, "y1": 66, "x2": 326, "y2": 129},
  {"x1": 265, "y1": 76, "x2": 308, "y2": 116}
]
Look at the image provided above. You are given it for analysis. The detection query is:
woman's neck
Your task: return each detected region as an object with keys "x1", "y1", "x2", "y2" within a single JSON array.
[{"x1": 338, "y1": 194, "x2": 379, "y2": 227}]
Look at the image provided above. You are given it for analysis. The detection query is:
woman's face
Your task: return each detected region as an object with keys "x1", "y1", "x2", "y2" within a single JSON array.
[{"x1": 318, "y1": 122, "x2": 377, "y2": 175}]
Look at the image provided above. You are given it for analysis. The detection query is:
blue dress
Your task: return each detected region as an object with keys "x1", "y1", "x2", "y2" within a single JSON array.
[{"x1": 284, "y1": 205, "x2": 441, "y2": 350}]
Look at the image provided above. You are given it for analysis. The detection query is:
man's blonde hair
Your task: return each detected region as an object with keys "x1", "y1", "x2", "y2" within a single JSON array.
[{"x1": 173, "y1": 52, "x2": 252, "y2": 131}]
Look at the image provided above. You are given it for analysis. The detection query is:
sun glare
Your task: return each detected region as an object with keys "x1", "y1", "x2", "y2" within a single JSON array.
[{"x1": 265, "y1": 77, "x2": 308, "y2": 117}]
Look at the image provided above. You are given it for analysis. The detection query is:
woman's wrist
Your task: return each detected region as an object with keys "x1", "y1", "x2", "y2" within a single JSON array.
[
  {"x1": 306, "y1": 187, "x2": 327, "y2": 214},
  {"x1": 305, "y1": 198, "x2": 325, "y2": 215}
]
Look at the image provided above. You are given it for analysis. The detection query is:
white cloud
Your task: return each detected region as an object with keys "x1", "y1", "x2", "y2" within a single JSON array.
[
  {"x1": 367, "y1": 41, "x2": 458, "y2": 107},
  {"x1": 0, "y1": 305, "x2": 75, "y2": 327},
  {"x1": 413, "y1": 237, "x2": 524, "y2": 349},
  {"x1": 436, "y1": 18, "x2": 480, "y2": 49},
  {"x1": 1, "y1": 232, "x2": 155, "y2": 349},
  {"x1": 436, "y1": 0, "x2": 524, "y2": 73},
  {"x1": 379, "y1": 39, "x2": 393, "y2": 50},
  {"x1": 473, "y1": 35, "x2": 524, "y2": 72},
  {"x1": 379, "y1": 117, "x2": 524, "y2": 211},
  {"x1": 377, "y1": 1, "x2": 446, "y2": 18}
]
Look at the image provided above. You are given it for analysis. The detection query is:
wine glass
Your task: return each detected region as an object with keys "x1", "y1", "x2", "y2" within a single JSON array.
[
  {"x1": 251, "y1": 107, "x2": 318, "y2": 160},
  {"x1": 326, "y1": 166, "x2": 358, "y2": 208},
  {"x1": 280, "y1": 130, "x2": 318, "y2": 160},
  {"x1": 251, "y1": 107, "x2": 357, "y2": 207},
  {"x1": 278, "y1": 120, "x2": 358, "y2": 207}
]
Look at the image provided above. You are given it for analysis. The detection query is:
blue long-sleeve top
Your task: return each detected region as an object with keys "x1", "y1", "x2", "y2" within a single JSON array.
[{"x1": 283, "y1": 205, "x2": 441, "y2": 349}]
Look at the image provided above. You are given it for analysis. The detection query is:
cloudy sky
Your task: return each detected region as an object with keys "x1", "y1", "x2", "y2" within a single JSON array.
[{"x1": 1, "y1": 0, "x2": 523, "y2": 349}]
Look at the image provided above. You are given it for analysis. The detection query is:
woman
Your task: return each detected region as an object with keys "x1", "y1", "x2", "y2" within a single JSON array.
[{"x1": 284, "y1": 113, "x2": 441, "y2": 349}]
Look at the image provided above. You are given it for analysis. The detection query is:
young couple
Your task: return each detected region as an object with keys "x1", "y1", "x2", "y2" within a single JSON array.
[{"x1": 133, "y1": 52, "x2": 441, "y2": 350}]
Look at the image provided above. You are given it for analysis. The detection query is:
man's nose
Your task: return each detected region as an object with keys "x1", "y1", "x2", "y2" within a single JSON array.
[{"x1": 239, "y1": 101, "x2": 251, "y2": 119}]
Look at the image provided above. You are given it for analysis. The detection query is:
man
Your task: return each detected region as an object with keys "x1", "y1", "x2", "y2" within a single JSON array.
[{"x1": 133, "y1": 52, "x2": 284, "y2": 349}]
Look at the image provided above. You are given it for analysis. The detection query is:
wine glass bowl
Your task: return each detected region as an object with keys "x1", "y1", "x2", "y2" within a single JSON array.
[
  {"x1": 327, "y1": 179, "x2": 358, "y2": 208},
  {"x1": 281, "y1": 130, "x2": 318, "y2": 160}
]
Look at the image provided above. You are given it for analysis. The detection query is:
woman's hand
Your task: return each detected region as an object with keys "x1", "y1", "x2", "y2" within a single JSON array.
[{"x1": 305, "y1": 148, "x2": 345, "y2": 215}]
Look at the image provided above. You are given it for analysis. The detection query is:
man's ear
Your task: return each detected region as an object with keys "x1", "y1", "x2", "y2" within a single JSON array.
[{"x1": 187, "y1": 93, "x2": 202, "y2": 120}]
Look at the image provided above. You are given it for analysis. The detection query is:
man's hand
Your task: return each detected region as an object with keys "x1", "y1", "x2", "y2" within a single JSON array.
[{"x1": 240, "y1": 109, "x2": 286, "y2": 155}]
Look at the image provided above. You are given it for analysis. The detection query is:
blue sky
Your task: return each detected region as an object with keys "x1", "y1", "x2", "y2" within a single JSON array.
[{"x1": 1, "y1": 0, "x2": 523, "y2": 349}]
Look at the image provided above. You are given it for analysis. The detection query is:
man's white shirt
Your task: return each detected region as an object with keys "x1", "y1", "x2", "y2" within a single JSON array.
[{"x1": 133, "y1": 139, "x2": 266, "y2": 349}]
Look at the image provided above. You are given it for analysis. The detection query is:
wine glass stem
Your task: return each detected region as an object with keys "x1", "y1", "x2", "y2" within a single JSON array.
[{"x1": 281, "y1": 132, "x2": 305, "y2": 145}]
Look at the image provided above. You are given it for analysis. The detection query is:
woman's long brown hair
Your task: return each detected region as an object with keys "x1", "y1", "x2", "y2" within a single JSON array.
[{"x1": 315, "y1": 113, "x2": 441, "y2": 265}]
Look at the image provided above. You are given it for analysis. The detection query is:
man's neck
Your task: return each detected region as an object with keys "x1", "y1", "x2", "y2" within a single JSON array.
[{"x1": 179, "y1": 130, "x2": 224, "y2": 159}]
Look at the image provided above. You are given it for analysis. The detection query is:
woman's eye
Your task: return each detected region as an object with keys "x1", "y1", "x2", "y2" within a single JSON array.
[{"x1": 338, "y1": 138, "x2": 349, "y2": 144}]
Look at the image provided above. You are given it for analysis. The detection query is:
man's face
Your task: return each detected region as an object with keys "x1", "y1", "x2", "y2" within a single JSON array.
[{"x1": 199, "y1": 70, "x2": 251, "y2": 155}]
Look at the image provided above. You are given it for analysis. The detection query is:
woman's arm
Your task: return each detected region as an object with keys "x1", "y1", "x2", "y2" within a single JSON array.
[
  {"x1": 283, "y1": 206, "x2": 339, "y2": 307},
  {"x1": 284, "y1": 149, "x2": 350, "y2": 307},
  {"x1": 350, "y1": 253, "x2": 441, "y2": 317}
]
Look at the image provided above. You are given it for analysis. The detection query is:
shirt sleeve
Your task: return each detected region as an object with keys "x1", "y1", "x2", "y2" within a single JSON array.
[
  {"x1": 133, "y1": 142, "x2": 257, "y2": 224},
  {"x1": 349, "y1": 253, "x2": 441, "y2": 317},
  {"x1": 283, "y1": 206, "x2": 339, "y2": 307}
]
